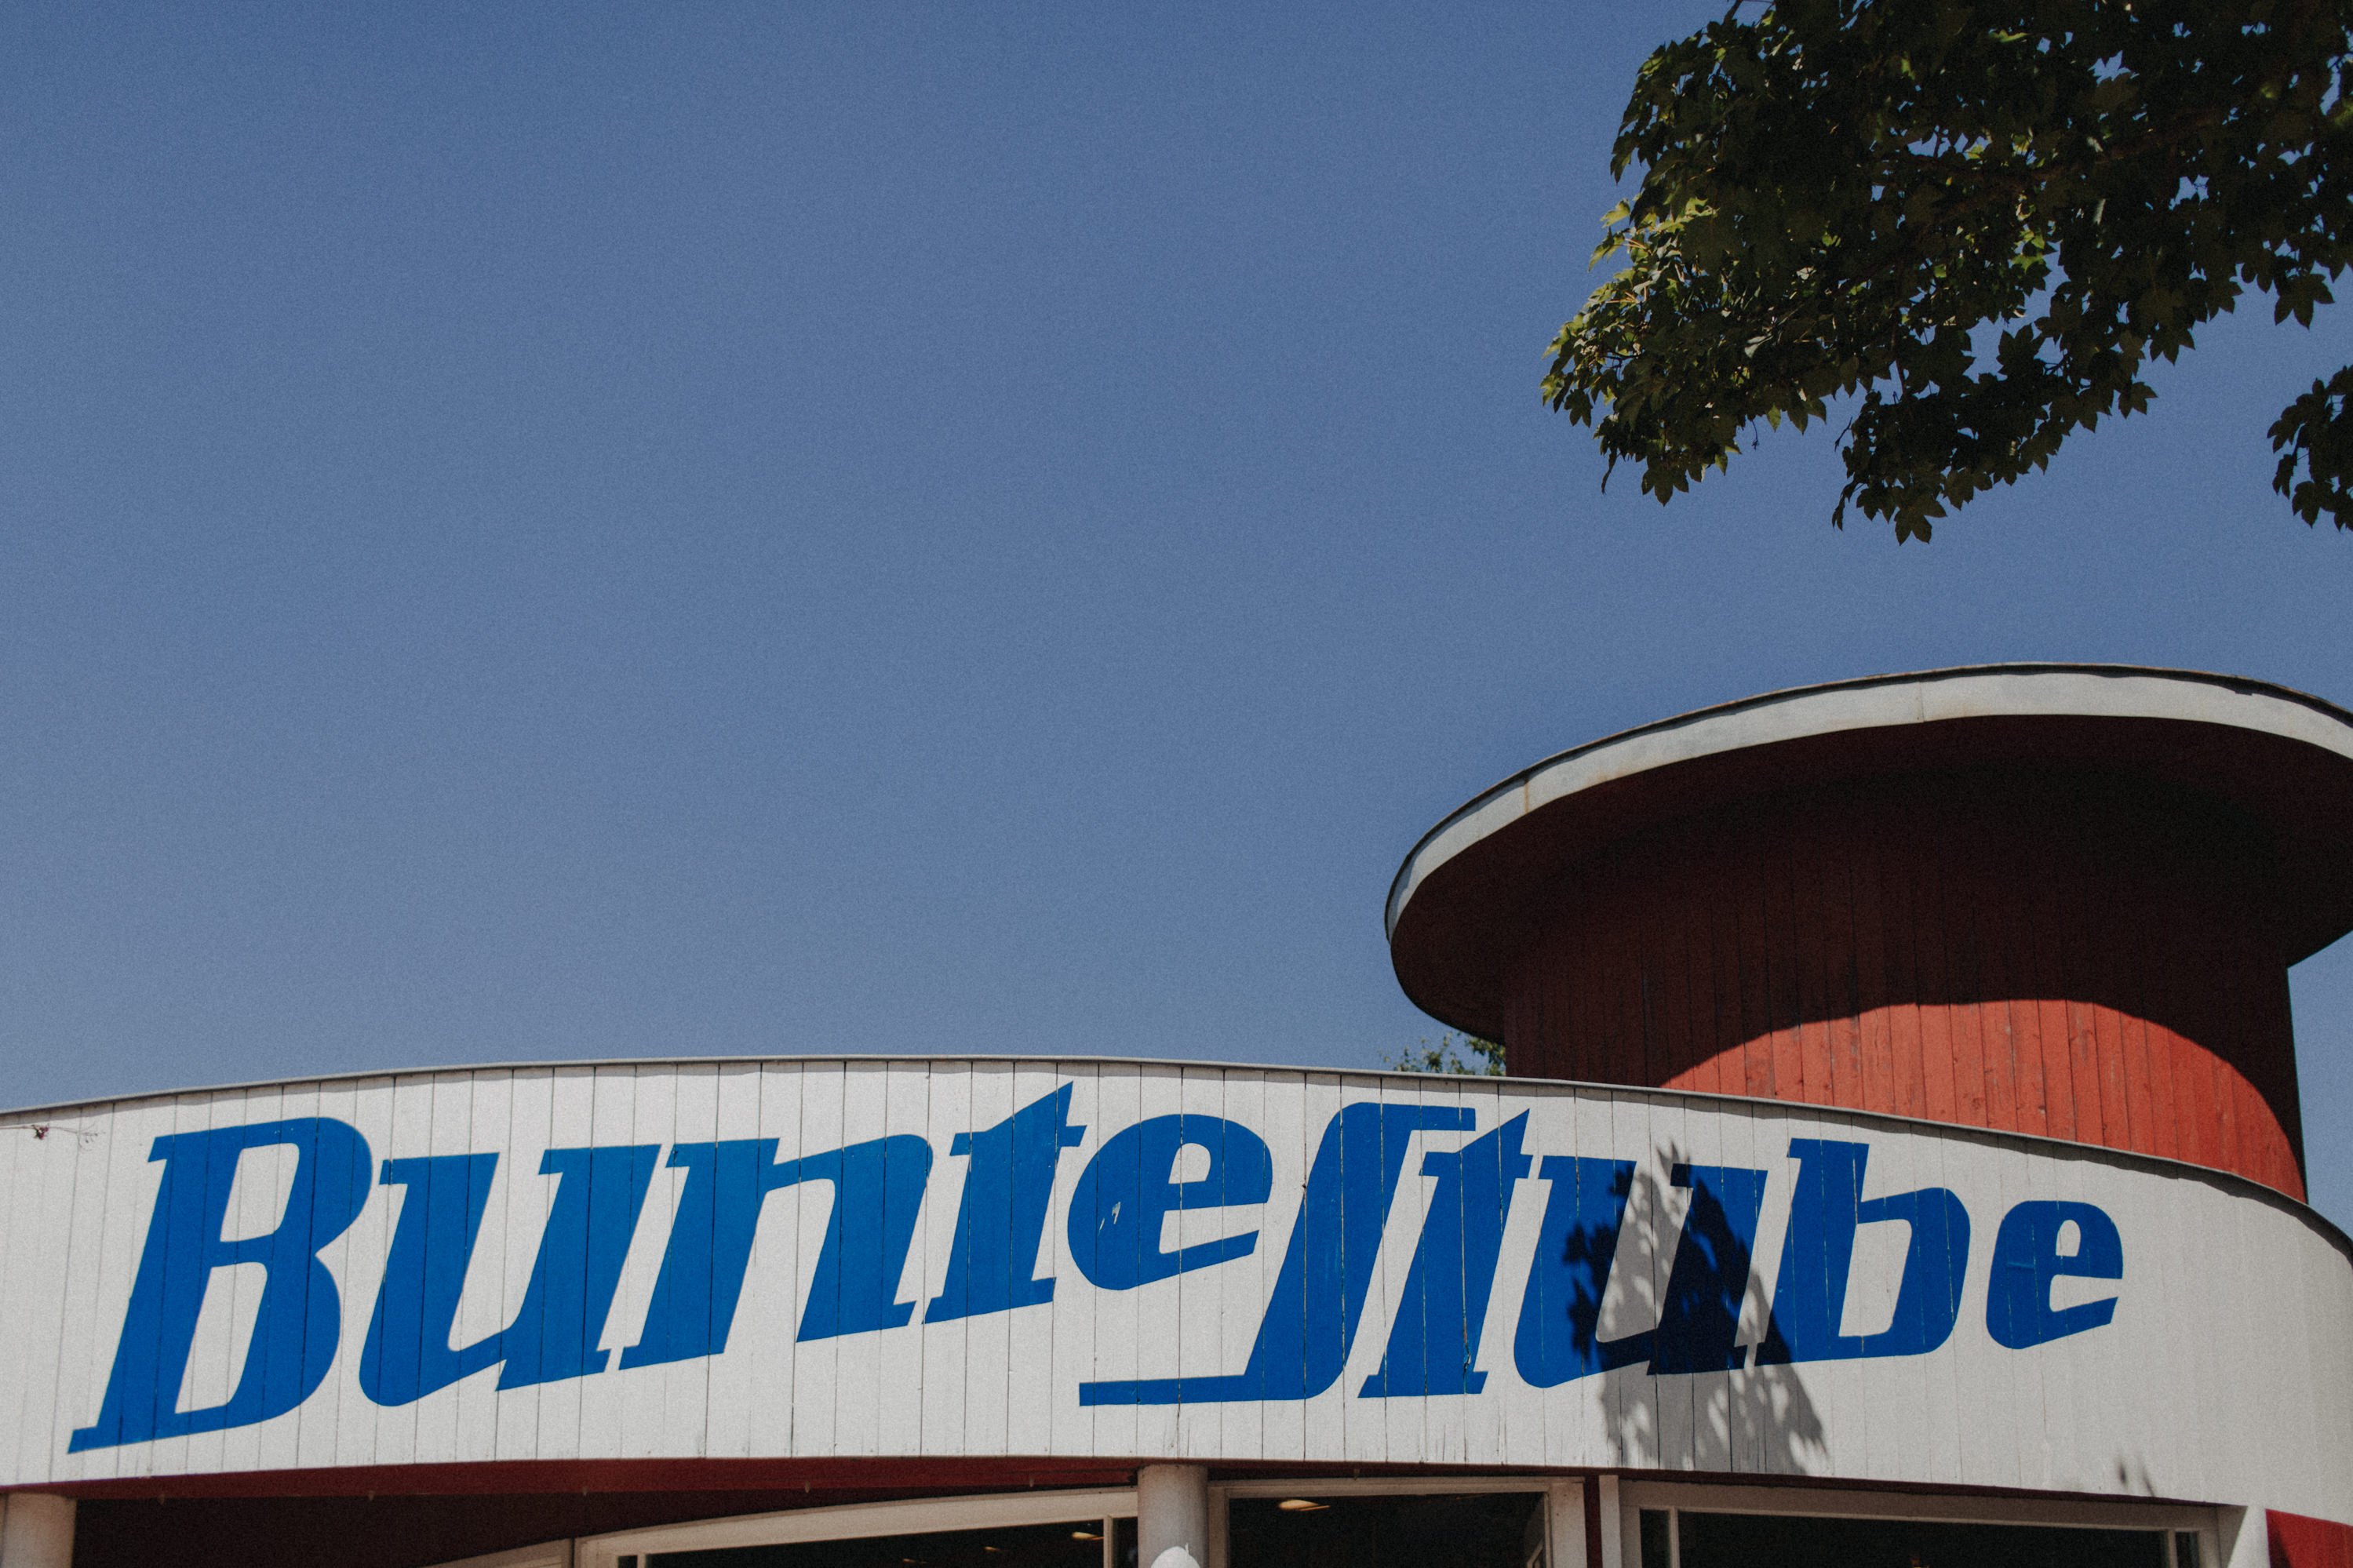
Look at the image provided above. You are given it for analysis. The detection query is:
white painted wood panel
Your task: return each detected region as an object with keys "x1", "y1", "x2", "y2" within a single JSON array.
[{"x1": 0, "y1": 1057, "x2": 2344, "y2": 1530}]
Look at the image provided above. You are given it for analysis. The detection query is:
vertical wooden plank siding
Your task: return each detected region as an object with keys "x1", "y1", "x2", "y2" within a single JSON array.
[
  {"x1": 1503, "y1": 770, "x2": 2312, "y2": 1197},
  {"x1": 2, "y1": 1053, "x2": 2348, "y2": 1540},
  {"x1": 1790, "y1": 806, "x2": 1838, "y2": 1109},
  {"x1": 1852, "y1": 813, "x2": 1902, "y2": 1119}
]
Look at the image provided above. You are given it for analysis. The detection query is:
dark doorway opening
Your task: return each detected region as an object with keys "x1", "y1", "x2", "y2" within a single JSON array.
[
  {"x1": 1227, "y1": 1492, "x2": 1545, "y2": 1568},
  {"x1": 1646, "y1": 1508, "x2": 2169, "y2": 1568},
  {"x1": 647, "y1": 1516, "x2": 1135, "y2": 1568}
]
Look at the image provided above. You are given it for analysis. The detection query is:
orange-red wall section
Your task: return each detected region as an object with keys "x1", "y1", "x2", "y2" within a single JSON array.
[{"x1": 1502, "y1": 767, "x2": 2308, "y2": 1199}]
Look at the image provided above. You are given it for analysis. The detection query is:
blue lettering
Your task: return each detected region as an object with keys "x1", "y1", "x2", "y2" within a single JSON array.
[
  {"x1": 1986, "y1": 1199, "x2": 2121, "y2": 1349},
  {"x1": 1078, "y1": 1101, "x2": 1473, "y2": 1406},
  {"x1": 1066, "y1": 1111, "x2": 1271, "y2": 1293},
  {"x1": 785, "y1": 1134, "x2": 934, "y2": 1341},
  {"x1": 359, "y1": 1152, "x2": 501, "y2": 1404},
  {"x1": 1757, "y1": 1139, "x2": 1969, "y2": 1366},
  {"x1": 930, "y1": 1086, "x2": 1089, "y2": 1320},
  {"x1": 1361, "y1": 1111, "x2": 1532, "y2": 1396},
  {"x1": 362, "y1": 1144, "x2": 661, "y2": 1404},
  {"x1": 1510, "y1": 1155, "x2": 1641, "y2": 1387},
  {"x1": 623, "y1": 1131, "x2": 933, "y2": 1364},
  {"x1": 618, "y1": 1138, "x2": 778, "y2": 1370},
  {"x1": 499, "y1": 1145, "x2": 660, "y2": 1387},
  {"x1": 1645, "y1": 1163, "x2": 1770, "y2": 1373},
  {"x1": 71, "y1": 1118, "x2": 373, "y2": 1452}
]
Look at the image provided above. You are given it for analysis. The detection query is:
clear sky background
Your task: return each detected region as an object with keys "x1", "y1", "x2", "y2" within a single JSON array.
[{"x1": 6, "y1": 3, "x2": 2353, "y2": 1218}]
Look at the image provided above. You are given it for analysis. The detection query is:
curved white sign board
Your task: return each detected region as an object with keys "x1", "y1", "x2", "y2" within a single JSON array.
[{"x1": 0, "y1": 1060, "x2": 2345, "y2": 1526}]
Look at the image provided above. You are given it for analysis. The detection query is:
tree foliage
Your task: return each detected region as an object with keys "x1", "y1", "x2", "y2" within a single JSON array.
[
  {"x1": 1544, "y1": 0, "x2": 2353, "y2": 540},
  {"x1": 1383, "y1": 1031, "x2": 1509, "y2": 1075}
]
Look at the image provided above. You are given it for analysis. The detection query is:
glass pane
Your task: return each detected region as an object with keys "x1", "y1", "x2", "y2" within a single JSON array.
[
  {"x1": 651, "y1": 1519, "x2": 1109, "y2": 1568},
  {"x1": 1227, "y1": 1493, "x2": 1544, "y2": 1568},
  {"x1": 1676, "y1": 1512, "x2": 2168, "y2": 1568},
  {"x1": 1638, "y1": 1510, "x2": 1670, "y2": 1568}
]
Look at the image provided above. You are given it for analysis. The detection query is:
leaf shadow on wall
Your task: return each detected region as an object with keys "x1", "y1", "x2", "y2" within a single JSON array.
[{"x1": 1568, "y1": 1151, "x2": 1829, "y2": 1475}]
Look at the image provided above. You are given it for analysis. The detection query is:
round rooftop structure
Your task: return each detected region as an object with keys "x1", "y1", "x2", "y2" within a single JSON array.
[{"x1": 1387, "y1": 664, "x2": 2353, "y2": 1199}]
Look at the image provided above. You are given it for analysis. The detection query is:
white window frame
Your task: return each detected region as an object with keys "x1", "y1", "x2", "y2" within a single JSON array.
[
  {"x1": 567, "y1": 1486, "x2": 1137, "y2": 1568},
  {"x1": 428, "y1": 1546, "x2": 575, "y2": 1568},
  {"x1": 1614, "y1": 1480, "x2": 2220, "y2": 1568}
]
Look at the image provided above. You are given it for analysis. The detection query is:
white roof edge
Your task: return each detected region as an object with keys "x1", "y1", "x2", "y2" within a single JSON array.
[
  {"x1": 0, "y1": 1051, "x2": 1401, "y2": 1126},
  {"x1": 1385, "y1": 664, "x2": 2353, "y2": 941}
]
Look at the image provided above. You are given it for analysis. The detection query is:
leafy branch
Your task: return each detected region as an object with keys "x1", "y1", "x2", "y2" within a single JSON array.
[
  {"x1": 1383, "y1": 1031, "x2": 1508, "y2": 1076},
  {"x1": 1545, "y1": 0, "x2": 2353, "y2": 540}
]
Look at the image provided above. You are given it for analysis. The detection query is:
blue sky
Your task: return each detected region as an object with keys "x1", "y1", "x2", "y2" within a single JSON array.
[{"x1": 6, "y1": 3, "x2": 2353, "y2": 1217}]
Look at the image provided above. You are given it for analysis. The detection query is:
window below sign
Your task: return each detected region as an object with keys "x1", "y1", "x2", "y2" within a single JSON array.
[
  {"x1": 647, "y1": 1517, "x2": 1135, "y2": 1568},
  {"x1": 1226, "y1": 1490, "x2": 1547, "y2": 1568},
  {"x1": 1638, "y1": 1507, "x2": 2171, "y2": 1568}
]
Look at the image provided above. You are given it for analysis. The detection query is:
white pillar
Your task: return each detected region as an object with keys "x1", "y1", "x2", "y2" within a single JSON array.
[
  {"x1": 0, "y1": 1493, "x2": 75, "y2": 1568},
  {"x1": 1593, "y1": 1475, "x2": 1624, "y2": 1568},
  {"x1": 2219, "y1": 1507, "x2": 2267, "y2": 1568},
  {"x1": 1547, "y1": 1480, "x2": 1588, "y2": 1568},
  {"x1": 1137, "y1": 1463, "x2": 1210, "y2": 1568}
]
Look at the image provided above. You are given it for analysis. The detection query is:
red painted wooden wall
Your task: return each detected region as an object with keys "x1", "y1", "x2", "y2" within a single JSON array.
[
  {"x1": 2272, "y1": 1509, "x2": 2353, "y2": 1568},
  {"x1": 1502, "y1": 766, "x2": 2308, "y2": 1199}
]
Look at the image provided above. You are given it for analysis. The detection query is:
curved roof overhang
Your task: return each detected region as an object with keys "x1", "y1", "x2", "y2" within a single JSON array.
[{"x1": 1386, "y1": 664, "x2": 2353, "y2": 1042}]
